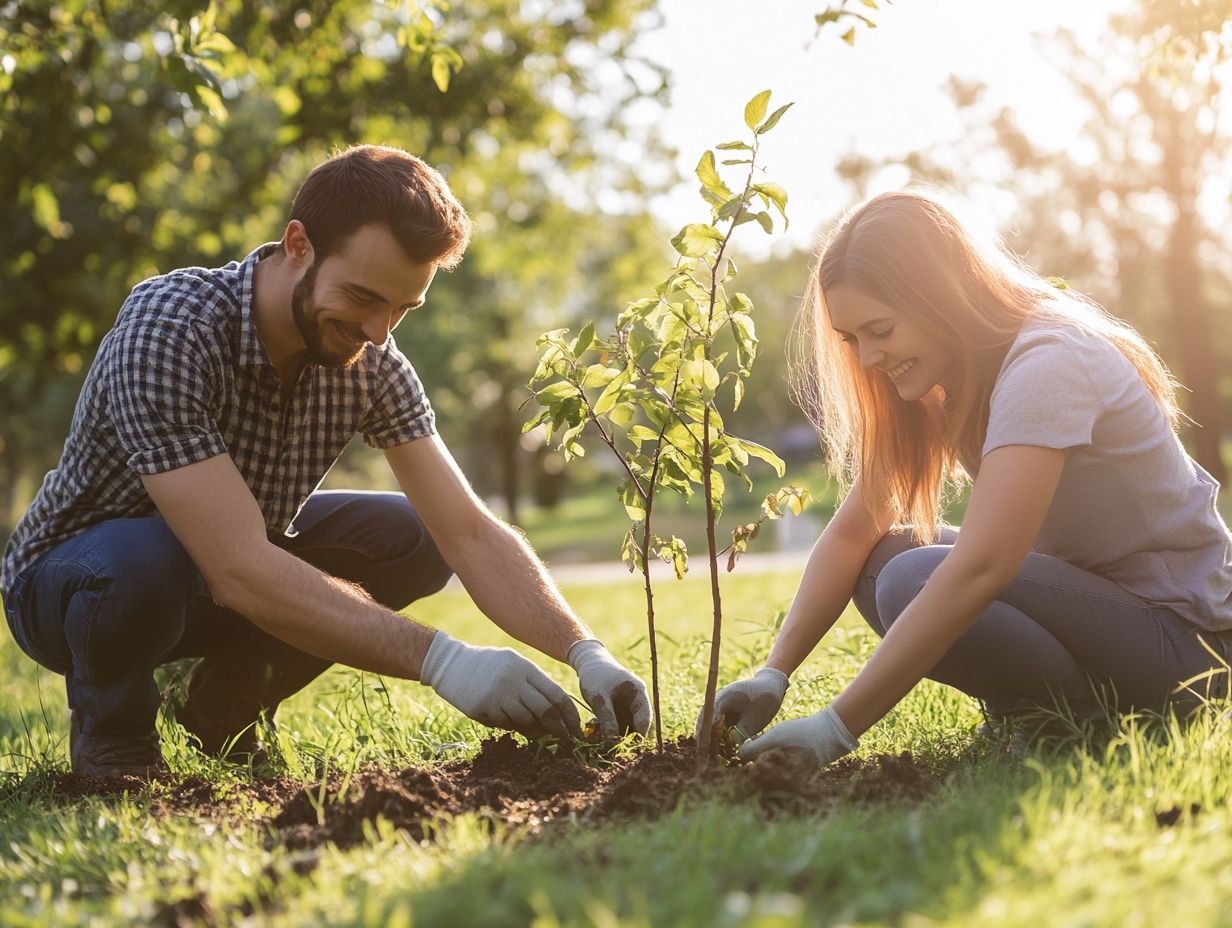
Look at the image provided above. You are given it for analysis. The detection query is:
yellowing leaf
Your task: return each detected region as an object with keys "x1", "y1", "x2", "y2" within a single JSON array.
[
  {"x1": 696, "y1": 150, "x2": 733, "y2": 201},
  {"x1": 671, "y1": 223, "x2": 723, "y2": 258},
  {"x1": 743, "y1": 89, "x2": 771, "y2": 131}
]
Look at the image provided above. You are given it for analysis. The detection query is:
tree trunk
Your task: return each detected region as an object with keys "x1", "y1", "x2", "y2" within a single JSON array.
[
  {"x1": 494, "y1": 392, "x2": 520, "y2": 526},
  {"x1": 1157, "y1": 97, "x2": 1228, "y2": 483}
]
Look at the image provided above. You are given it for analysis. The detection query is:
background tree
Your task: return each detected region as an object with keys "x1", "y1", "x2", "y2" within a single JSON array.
[{"x1": 0, "y1": 0, "x2": 671, "y2": 529}]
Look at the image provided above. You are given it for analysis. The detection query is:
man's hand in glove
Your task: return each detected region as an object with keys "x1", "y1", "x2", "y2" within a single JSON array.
[
  {"x1": 420, "y1": 631, "x2": 582, "y2": 740},
  {"x1": 567, "y1": 639, "x2": 651, "y2": 739}
]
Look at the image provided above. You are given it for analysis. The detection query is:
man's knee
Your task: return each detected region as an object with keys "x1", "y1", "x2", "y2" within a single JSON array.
[
  {"x1": 25, "y1": 519, "x2": 199, "y2": 673},
  {"x1": 288, "y1": 491, "x2": 453, "y2": 607}
]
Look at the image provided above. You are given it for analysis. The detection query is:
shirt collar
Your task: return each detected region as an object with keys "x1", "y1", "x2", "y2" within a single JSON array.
[{"x1": 237, "y1": 242, "x2": 281, "y2": 368}]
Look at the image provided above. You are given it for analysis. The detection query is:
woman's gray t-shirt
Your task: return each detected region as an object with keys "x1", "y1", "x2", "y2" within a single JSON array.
[{"x1": 966, "y1": 313, "x2": 1232, "y2": 632}]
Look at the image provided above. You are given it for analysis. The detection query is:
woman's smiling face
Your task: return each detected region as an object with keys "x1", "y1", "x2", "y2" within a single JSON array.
[{"x1": 825, "y1": 286, "x2": 963, "y2": 401}]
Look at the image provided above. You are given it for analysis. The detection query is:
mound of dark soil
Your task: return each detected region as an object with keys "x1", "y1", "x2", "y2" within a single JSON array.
[
  {"x1": 271, "y1": 736, "x2": 942, "y2": 849},
  {"x1": 8, "y1": 736, "x2": 942, "y2": 849}
]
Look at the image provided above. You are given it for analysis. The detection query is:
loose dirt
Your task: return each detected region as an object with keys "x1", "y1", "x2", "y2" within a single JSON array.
[
  {"x1": 8, "y1": 736, "x2": 942, "y2": 850},
  {"x1": 271, "y1": 736, "x2": 941, "y2": 849}
]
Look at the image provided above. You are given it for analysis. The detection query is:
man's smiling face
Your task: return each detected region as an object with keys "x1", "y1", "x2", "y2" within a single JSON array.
[{"x1": 292, "y1": 222, "x2": 436, "y2": 369}]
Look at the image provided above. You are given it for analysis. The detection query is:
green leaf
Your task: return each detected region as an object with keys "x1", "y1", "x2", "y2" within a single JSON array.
[
  {"x1": 430, "y1": 48, "x2": 463, "y2": 92},
  {"x1": 572, "y1": 321, "x2": 595, "y2": 356},
  {"x1": 715, "y1": 140, "x2": 752, "y2": 151},
  {"x1": 561, "y1": 423, "x2": 587, "y2": 460},
  {"x1": 619, "y1": 481, "x2": 646, "y2": 521},
  {"x1": 671, "y1": 223, "x2": 723, "y2": 258},
  {"x1": 733, "y1": 377, "x2": 745, "y2": 411},
  {"x1": 716, "y1": 196, "x2": 745, "y2": 222},
  {"x1": 752, "y1": 183, "x2": 788, "y2": 228},
  {"x1": 732, "y1": 437, "x2": 786, "y2": 477},
  {"x1": 756, "y1": 102, "x2": 794, "y2": 135},
  {"x1": 580, "y1": 364, "x2": 621, "y2": 389},
  {"x1": 536, "y1": 381, "x2": 578, "y2": 402},
  {"x1": 522, "y1": 408, "x2": 551, "y2": 433},
  {"x1": 620, "y1": 526, "x2": 644, "y2": 573},
  {"x1": 193, "y1": 84, "x2": 228, "y2": 122},
  {"x1": 608, "y1": 401, "x2": 635, "y2": 429},
  {"x1": 684, "y1": 358, "x2": 721, "y2": 400},
  {"x1": 721, "y1": 159, "x2": 753, "y2": 166},
  {"x1": 744, "y1": 90, "x2": 772, "y2": 131},
  {"x1": 592, "y1": 367, "x2": 631, "y2": 415},
  {"x1": 625, "y1": 324, "x2": 654, "y2": 360},
  {"x1": 656, "y1": 535, "x2": 689, "y2": 579},
  {"x1": 731, "y1": 313, "x2": 759, "y2": 368},
  {"x1": 753, "y1": 211, "x2": 773, "y2": 234},
  {"x1": 696, "y1": 150, "x2": 734, "y2": 202}
]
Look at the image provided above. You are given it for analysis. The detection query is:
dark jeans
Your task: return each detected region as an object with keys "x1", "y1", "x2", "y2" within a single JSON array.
[
  {"x1": 4, "y1": 491, "x2": 452, "y2": 739},
  {"x1": 854, "y1": 528, "x2": 1232, "y2": 716}
]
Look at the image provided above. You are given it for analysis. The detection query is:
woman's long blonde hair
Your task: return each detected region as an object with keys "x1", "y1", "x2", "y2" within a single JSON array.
[{"x1": 791, "y1": 189, "x2": 1181, "y2": 541}]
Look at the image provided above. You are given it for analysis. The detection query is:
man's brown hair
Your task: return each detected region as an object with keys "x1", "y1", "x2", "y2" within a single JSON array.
[{"x1": 287, "y1": 144, "x2": 472, "y2": 269}]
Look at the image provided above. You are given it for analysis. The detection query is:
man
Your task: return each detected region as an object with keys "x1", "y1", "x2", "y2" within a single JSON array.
[{"x1": 1, "y1": 144, "x2": 649, "y2": 778}]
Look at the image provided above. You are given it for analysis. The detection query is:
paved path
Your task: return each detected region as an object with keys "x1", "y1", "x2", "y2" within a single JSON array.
[{"x1": 446, "y1": 548, "x2": 810, "y2": 589}]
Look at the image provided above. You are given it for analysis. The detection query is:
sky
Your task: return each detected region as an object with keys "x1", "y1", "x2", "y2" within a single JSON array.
[{"x1": 627, "y1": 0, "x2": 1131, "y2": 254}]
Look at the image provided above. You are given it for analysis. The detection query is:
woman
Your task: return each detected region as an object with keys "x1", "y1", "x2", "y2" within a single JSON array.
[{"x1": 707, "y1": 190, "x2": 1232, "y2": 770}]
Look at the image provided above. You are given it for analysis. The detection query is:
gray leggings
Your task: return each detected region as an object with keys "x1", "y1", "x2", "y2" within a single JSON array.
[{"x1": 853, "y1": 528, "x2": 1232, "y2": 715}]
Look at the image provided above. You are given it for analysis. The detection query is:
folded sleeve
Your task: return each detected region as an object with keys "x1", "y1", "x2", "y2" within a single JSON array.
[
  {"x1": 105, "y1": 318, "x2": 229, "y2": 474},
  {"x1": 359, "y1": 342, "x2": 437, "y2": 449},
  {"x1": 982, "y1": 335, "x2": 1107, "y2": 457}
]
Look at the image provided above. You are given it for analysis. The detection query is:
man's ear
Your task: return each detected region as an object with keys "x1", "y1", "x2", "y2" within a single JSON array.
[{"x1": 282, "y1": 220, "x2": 314, "y2": 269}]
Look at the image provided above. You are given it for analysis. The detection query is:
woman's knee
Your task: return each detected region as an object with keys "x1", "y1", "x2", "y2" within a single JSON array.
[
  {"x1": 873, "y1": 545, "x2": 950, "y2": 631},
  {"x1": 853, "y1": 529, "x2": 944, "y2": 635}
]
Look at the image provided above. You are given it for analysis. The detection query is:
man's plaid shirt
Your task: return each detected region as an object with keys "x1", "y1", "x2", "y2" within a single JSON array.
[{"x1": 1, "y1": 243, "x2": 436, "y2": 597}]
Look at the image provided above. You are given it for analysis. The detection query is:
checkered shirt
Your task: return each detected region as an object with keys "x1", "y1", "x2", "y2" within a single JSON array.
[{"x1": 1, "y1": 243, "x2": 436, "y2": 596}]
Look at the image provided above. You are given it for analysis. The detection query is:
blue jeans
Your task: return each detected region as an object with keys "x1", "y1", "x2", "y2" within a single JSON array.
[
  {"x1": 4, "y1": 491, "x2": 453, "y2": 737},
  {"x1": 854, "y1": 528, "x2": 1232, "y2": 715}
]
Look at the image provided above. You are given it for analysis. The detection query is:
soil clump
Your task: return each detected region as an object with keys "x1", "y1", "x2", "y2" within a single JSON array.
[
  {"x1": 6, "y1": 736, "x2": 942, "y2": 848},
  {"x1": 271, "y1": 736, "x2": 942, "y2": 849}
]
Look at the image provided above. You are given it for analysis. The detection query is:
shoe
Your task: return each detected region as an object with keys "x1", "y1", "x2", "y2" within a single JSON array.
[
  {"x1": 176, "y1": 697, "x2": 271, "y2": 766},
  {"x1": 70, "y1": 710, "x2": 166, "y2": 779}
]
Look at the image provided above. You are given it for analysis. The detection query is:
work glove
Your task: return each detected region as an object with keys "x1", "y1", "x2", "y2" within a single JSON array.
[
  {"x1": 738, "y1": 704, "x2": 858, "y2": 771},
  {"x1": 567, "y1": 639, "x2": 651, "y2": 739},
  {"x1": 696, "y1": 667, "x2": 789, "y2": 743},
  {"x1": 421, "y1": 631, "x2": 582, "y2": 741}
]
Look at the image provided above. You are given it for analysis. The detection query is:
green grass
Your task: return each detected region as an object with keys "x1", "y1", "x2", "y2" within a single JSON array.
[{"x1": 4, "y1": 562, "x2": 1232, "y2": 927}]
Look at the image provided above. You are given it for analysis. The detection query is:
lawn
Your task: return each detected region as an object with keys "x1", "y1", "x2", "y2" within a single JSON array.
[{"x1": 3, "y1": 559, "x2": 1232, "y2": 927}]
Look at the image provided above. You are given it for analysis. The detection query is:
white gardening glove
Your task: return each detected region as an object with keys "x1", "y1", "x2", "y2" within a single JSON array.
[
  {"x1": 567, "y1": 639, "x2": 651, "y2": 739},
  {"x1": 421, "y1": 631, "x2": 581, "y2": 740},
  {"x1": 696, "y1": 667, "x2": 789, "y2": 743},
  {"x1": 738, "y1": 704, "x2": 858, "y2": 771}
]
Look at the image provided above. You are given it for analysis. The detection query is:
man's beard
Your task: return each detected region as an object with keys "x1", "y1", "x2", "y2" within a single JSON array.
[{"x1": 291, "y1": 262, "x2": 366, "y2": 369}]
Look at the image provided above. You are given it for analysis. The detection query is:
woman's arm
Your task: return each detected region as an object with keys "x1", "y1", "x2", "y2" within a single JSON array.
[
  {"x1": 831, "y1": 444, "x2": 1066, "y2": 736},
  {"x1": 765, "y1": 478, "x2": 893, "y2": 677}
]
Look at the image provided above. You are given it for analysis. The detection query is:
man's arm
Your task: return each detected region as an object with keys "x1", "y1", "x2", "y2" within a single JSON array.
[
  {"x1": 141, "y1": 454, "x2": 437, "y2": 679},
  {"x1": 385, "y1": 435, "x2": 651, "y2": 737},
  {"x1": 142, "y1": 453, "x2": 583, "y2": 739},
  {"x1": 384, "y1": 435, "x2": 591, "y2": 661}
]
